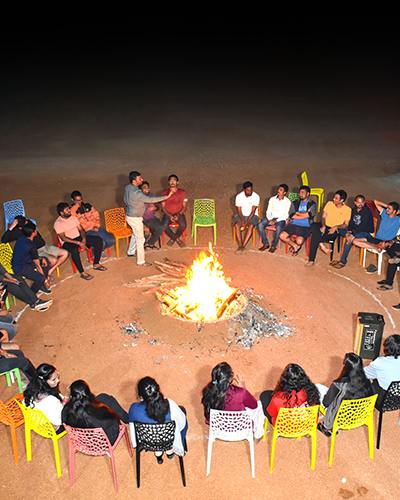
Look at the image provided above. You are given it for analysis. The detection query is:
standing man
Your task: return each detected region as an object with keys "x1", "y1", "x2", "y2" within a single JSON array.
[
  {"x1": 258, "y1": 184, "x2": 292, "y2": 253},
  {"x1": 233, "y1": 181, "x2": 260, "y2": 252},
  {"x1": 124, "y1": 171, "x2": 172, "y2": 266},
  {"x1": 161, "y1": 174, "x2": 188, "y2": 247},
  {"x1": 279, "y1": 185, "x2": 317, "y2": 255},
  {"x1": 331, "y1": 194, "x2": 374, "y2": 269},
  {"x1": 54, "y1": 203, "x2": 106, "y2": 280},
  {"x1": 305, "y1": 190, "x2": 351, "y2": 266}
]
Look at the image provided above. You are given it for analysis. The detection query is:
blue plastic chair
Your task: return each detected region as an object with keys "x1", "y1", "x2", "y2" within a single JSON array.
[{"x1": 3, "y1": 199, "x2": 36, "y2": 230}]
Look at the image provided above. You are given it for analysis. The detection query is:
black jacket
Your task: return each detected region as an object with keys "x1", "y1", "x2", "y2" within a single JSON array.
[{"x1": 348, "y1": 205, "x2": 374, "y2": 234}]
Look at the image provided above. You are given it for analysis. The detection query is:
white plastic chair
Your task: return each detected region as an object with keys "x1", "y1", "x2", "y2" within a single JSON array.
[
  {"x1": 206, "y1": 409, "x2": 255, "y2": 478},
  {"x1": 361, "y1": 248, "x2": 386, "y2": 275}
]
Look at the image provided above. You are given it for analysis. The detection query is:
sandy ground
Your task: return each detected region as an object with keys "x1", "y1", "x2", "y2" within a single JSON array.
[{"x1": 1, "y1": 78, "x2": 400, "y2": 498}]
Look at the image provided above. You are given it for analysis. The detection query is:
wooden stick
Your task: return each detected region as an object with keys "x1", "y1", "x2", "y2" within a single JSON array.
[{"x1": 216, "y1": 289, "x2": 238, "y2": 319}]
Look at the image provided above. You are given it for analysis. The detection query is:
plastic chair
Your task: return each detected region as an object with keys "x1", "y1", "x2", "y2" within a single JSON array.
[
  {"x1": 133, "y1": 421, "x2": 187, "y2": 488},
  {"x1": 263, "y1": 405, "x2": 319, "y2": 473},
  {"x1": 65, "y1": 424, "x2": 131, "y2": 493},
  {"x1": 328, "y1": 394, "x2": 377, "y2": 466},
  {"x1": 207, "y1": 409, "x2": 255, "y2": 478},
  {"x1": 16, "y1": 400, "x2": 67, "y2": 478},
  {"x1": 0, "y1": 368, "x2": 23, "y2": 393},
  {"x1": 0, "y1": 243, "x2": 17, "y2": 309},
  {"x1": 192, "y1": 199, "x2": 217, "y2": 245},
  {"x1": 55, "y1": 234, "x2": 93, "y2": 274},
  {"x1": 3, "y1": 199, "x2": 25, "y2": 230},
  {"x1": 287, "y1": 192, "x2": 300, "y2": 202},
  {"x1": 0, "y1": 393, "x2": 24, "y2": 464},
  {"x1": 375, "y1": 380, "x2": 400, "y2": 449},
  {"x1": 360, "y1": 247, "x2": 386, "y2": 275},
  {"x1": 104, "y1": 208, "x2": 132, "y2": 258},
  {"x1": 300, "y1": 171, "x2": 325, "y2": 212}
]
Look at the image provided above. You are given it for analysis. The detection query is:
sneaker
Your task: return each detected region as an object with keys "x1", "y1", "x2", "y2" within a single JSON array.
[
  {"x1": 377, "y1": 279, "x2": 388, "y2": 285},
  {"x1": 365, "y1": 264, "x2": 378, "y2": 274},
  {"x1": 138, "y1": 262, "x2": 152, "y2": 267},
  {"x1": 33, "y1": 299, "x2": 53, "y2": 311},
  {"x1": 377, "y1": 284, "x2": 393, "y2": 291},
  {"x1": 268, "y1": 246, "x2": 277, "y2": 253},
  {"x1": 40, "y1": 287, "x2": 52, "y2": 295},
  {"x1": 388, "y1": 256, "x2": 400, "y2": 265},
  {"x1": 392, "y1": 304, "x2": 400, "y2": 310},
  {"x1": 259, "y1": 244, "x2": 269, "y2": 252}
]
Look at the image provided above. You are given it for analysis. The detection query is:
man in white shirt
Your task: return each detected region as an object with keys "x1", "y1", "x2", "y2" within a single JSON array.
[
  {"x1": 258, "y1": 184, "x2": 292, "y2": 253},
  {"x1": 233, "y1": 181, "x2": 260, "y2": 252}
]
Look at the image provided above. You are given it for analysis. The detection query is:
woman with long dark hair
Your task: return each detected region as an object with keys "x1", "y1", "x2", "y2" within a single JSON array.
[
  {"x1": 24, "y1": 363, "x2": 64, "y2": 432},
  {"x1": 201, "y1": 362, "x2": 257, "y2": 422},
  {"x1": 260, "y1": 363, "x2": 320, "y2": 425},
  {"x1": 62, "y1": 380, "x2": 128, "y2": 445},
  {"x1": 318, "y1": 352, "x2": 373, "y2": 436},
  {"x1": 129, "y1": 376, "x2": 187, "y2": 463}
]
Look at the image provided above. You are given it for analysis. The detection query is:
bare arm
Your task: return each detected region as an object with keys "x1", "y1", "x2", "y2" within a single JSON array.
[{"x1": 374, "y1": 200, "x2": 387, "y2": 213}]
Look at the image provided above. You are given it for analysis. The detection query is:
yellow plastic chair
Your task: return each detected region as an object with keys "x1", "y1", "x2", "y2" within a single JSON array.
[
  {"x1": 16, "y1": 400, "x2": 66, "y2": 478},
  {"x1": 263, "y1": 405, "x2": 319, "y2": 473},
  {"x1": 327, "y1": 394, "x2": 377, "y2": 466},
  {"x1": 104, "y1": 208, "x2": 132, "y2": 257},
  {"x1": 0, "y1": 243, "x2": 17, "y2": 309},
  {"x1": 300, "y1": 171, "x2": 325, "y2": 212},
  {"x1": 192, "y1": 199, "x2": 217, "y2": 245},
  {"x1": 0, "y1": 394, "x2": 24, "y2": 464}
]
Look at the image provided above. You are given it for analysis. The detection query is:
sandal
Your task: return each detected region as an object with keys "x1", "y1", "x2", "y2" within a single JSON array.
[
  {"x1": 80, "y1": 272, "x2": 94, "y2": 281},
  {"x1": 333, "y1": 262, "x2": 346, "y2": 269},
  {"x1": 93, "y1": 264, "x2": 107, "y2": 271},
  {"x1": 317, "y1": 422, "x2": 332, "y2": 437},
  {"x1": 329, "y1": 260, "x2": 339, "y2": 266}
]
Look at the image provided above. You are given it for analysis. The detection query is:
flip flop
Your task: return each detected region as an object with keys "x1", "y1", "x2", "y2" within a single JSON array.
[
  {"x1": 93, "y1": 265, "x2": 107, "y2": 271},
  {"x1": 333, "y1": 262, "x2": 346, "y2": 269},
  {"x1": 80, "y1": 273, "x2": 94, "y2": 280}
]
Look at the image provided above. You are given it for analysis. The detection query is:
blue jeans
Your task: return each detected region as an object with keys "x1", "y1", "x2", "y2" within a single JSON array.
[
  {"x1": 87, "y1": 228, "x2": 115, "y2": 249},
  {"x1": 340, "y1": 231, "x2": 371, "y2": 264},
  {"x1": 258, "y1": 219, "x2": 285, "y2": 247}
]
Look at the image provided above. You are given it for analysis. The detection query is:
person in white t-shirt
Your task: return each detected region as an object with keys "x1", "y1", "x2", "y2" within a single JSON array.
[
  {"x1": 258, "y1": 183, "x2": 292, "y2": 253},
  {"x1": 233, "y1": 181, "x2": 260, "y2": 252}
]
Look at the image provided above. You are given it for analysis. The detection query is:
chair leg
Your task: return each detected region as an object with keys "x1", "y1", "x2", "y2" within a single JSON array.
[
  {"x1": 269, "y1": 433, "x2": 277, "y2": 474},
  {"x1": 178, "y1": 456, "x2": 186, "y2": 487},
  {"x1": 5, "y1": 371, "x2": 11, "y2": 387},
  {"x1": 193, "y1": 225, "x2": 197, "y2": 246},
  {"x1": 377, "y1": 253, "x2": 383, "y2": 275},
  {"x1": 10, "y1": 424, "x2": 19, "y2": 464},
  {"x1": 53, "y1": 438, "x2": 63, "y2": 478},
  {"x1": 56, "y1": 266, "x2": 60, "y2": 278},
  {"x1": 328, "y1": 426, "x2": 338, "y2": 467},
  {"x1": 368, "y1": 422, "x2": 375, "y2": 460},
  {"x1": 262, "y1": 417, "x2": 268, "y2": 441},
  {"x1": 248, "y1": 437, "x2": 255, "y2": 478},
  {"x1": 213, "y1": 224, "x2": 217, "y2": 245},
  {"x1": 310, "y1": 432, "x2": 316, "y2": 471},
  {"x1": 376, "y1": 411, "x2": 383, "y2": 449},
  {"x1": 115, "y1": 238, "x2": 120, "y2": 258},
  {"x1": 25, "y1": 427, "x2": 32, "y2": 462},
  {"x1": 206, "y1": 437, "x2": 213, "y2": 476},
  {"x1": 109, "y1": 453, "x2": 119, "y2": 493},
  {"x1": 124, "y1": 428, "x2": 133, "y2": 457},
  {"x1": 69, "y1": 444, "x2": 76, "y2": 486},
  {"x1": 15, "y1": 369, "x2": 23, "y2": 393},
  {"x1": 135, "y1": 447, "x2": 141, "y2": 488}
]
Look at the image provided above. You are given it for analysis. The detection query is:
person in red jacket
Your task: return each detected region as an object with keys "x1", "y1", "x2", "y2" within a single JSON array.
[
  {"x1": 201, "y1": 362, "x2": 257, "y2": 423},
  {"x1": 260, "y1": 363, "x2": 320, "y2": 425}
]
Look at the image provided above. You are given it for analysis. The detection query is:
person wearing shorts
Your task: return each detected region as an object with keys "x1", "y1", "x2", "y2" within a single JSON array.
[
  {"x1": 233, "y1": 181, "x2": 260, "y2": 252},
  {"x1": 280, "y1": 185, "x2": 317, "y2": 255}
]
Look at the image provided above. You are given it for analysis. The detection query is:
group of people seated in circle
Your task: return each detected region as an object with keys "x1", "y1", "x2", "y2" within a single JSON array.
[
  {"x1": 233, "y1": 181, "x2": 400, "y2": 309},
  {"x1": 2, "y1": 333, "x2": 399, "y2": 461}
]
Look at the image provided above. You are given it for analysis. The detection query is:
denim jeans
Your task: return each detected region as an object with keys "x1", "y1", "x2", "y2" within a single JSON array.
[
  {"x1": 340, "y1": 231, "x2": 372, "y2": 264},
  {"x1": 258, "y1": 219, "x2": 285, "y2": 247},
  {"x1": 87, "y1": 228, "x2": 115, "y2": 249}
]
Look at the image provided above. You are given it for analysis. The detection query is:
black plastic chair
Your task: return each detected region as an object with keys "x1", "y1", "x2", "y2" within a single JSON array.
[
  {"x1": 376, "y1": 380, "x2": 400, "y2": 449},
  {"x1": 133, "y1": 421, "x2": 187, "y2": 487}
]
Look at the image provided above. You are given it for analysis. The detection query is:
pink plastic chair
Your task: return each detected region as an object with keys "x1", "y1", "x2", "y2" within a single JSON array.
[{"x1": 64, "y1": 424, "x2": 132, "y2": 493}]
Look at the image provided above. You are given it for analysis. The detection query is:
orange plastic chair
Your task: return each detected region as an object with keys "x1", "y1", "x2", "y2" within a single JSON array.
[
  {"x1": 65, "y1": 424, "x2": 132, "y2": 493},
  {"x1": 104, "y1": 208, "x2": 132, "y2": 257},
  {"x1": 0, "y1": 393, "x2": 24, "y2": 464},
  {"x1": 263, "y1": 405, "x2": 319, "y2": 473},
  {"x1": 16, "y1": 400, "x2": 66, "y2": 478}
]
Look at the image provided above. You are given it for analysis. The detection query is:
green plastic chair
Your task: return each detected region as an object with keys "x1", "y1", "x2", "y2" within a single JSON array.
[
  {"x1": 0, "y1": 368, "x2": 23, "y2": 393},
  {"x1": 191, "y1": 199, "x2": 217, "y2": 245},
  {"x1": 287, "y1": 192, "x2": 300, "y2": 202}
]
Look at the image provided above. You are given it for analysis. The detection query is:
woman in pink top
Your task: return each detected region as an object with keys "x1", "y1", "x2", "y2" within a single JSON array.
[{"x1": 201, "y1": 362, "x2": 257, "y2": 422}]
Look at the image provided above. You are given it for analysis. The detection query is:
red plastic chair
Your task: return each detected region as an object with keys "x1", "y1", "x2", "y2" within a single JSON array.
[
  {"x1": 55, "y1": 233, "x2": 94, "y2": 273},
  {"x1": 65, "y1": 424, "x2": 132, "y2": 493}
]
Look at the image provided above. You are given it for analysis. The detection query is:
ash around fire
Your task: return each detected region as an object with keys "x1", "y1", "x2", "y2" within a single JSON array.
[
  {"x1": 228, "y1": 289, "x2": 293, "y2": 348},
  {"x1": 120, "y1": 321, "x2": 148, "y2": 337}
]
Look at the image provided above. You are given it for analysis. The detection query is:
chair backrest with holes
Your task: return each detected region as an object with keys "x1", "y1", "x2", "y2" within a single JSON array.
[
  {"x1": 193, "y1": 199, "x2": 216, "y2": 223},
  {"x1": 300, "y1": 171, "x2": 309, "y2": 186},
  {"x1": 288, "y1": 192, "x2": 300, "y2": 202},
  {"x1": 381, "y1": 381, "x2": 400, "y2": 412},
  {"x1": 134, "y1": 421, "x2": 175, "y2": 452},
  {"x1": 16, "y1": 400, "x2": 57, "y2": 438},
  {"x1": 334, "y1": 395, "x2": 377, "y2": 430},
  {"x1": 64, "y1": 425, "x2": 114, "y2": 455},
  {"x1": 104, "y1": 208, "x2": 127, "y2": 232},
  {"x1": 209, "y1": 409, "x2": 253, "y2": 441},
  {"x1": 274, "y1": 405, "x2": 319, "y2": 438},
  {"x1": 0, "y1": 243, "x2": 14, "y2": 274},
  {"x1": 3, "y1": 199, "x2": 25, "y2": 230}
]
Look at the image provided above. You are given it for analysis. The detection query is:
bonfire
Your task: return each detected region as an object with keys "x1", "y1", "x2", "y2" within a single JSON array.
[{"x1": 156, "y1": 244, "x2": 246, "y2": 322}]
